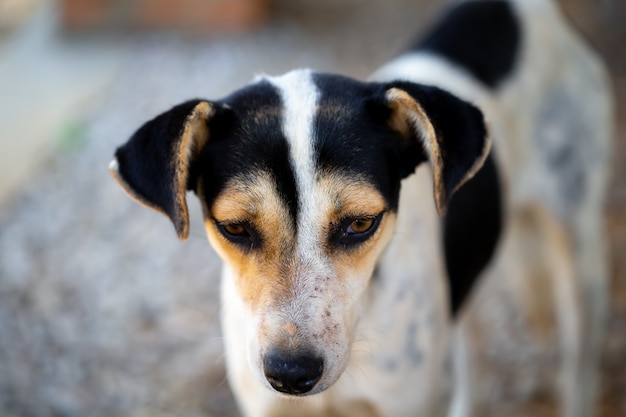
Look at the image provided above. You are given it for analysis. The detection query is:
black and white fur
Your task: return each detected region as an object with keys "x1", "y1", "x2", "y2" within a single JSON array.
[{"x1": 110, "y1": 0, "x2": 612, "y2": 416}]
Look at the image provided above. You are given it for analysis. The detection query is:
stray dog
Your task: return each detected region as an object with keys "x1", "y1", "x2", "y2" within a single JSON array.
[{"x1": 109, "y1": 0, "x2": 612, "y2": 415}]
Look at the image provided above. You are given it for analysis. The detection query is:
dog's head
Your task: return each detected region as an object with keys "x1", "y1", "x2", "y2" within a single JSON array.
[{"x1": 110, "y1": 69, "x2": 489, "y2": 397}]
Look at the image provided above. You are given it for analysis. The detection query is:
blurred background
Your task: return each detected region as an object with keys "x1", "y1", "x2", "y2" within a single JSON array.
[{"x1": 0, "y1": 0, "x2": 624, "y2": 416}]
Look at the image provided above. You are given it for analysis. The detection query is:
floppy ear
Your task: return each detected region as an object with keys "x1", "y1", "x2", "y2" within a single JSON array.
[
  {"x1": 109, "y1": 100, "x2": 214, "y2": 240},
  {"x1": 383, "y1": 82, "x2": 491, "y2": 216}
]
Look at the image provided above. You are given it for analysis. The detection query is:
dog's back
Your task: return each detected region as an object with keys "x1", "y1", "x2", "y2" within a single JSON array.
[{"x1": 375, "y1": 0, "x2": 613, "y2": 415}]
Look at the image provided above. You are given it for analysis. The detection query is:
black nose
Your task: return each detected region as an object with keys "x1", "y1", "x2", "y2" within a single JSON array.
[{"x1": 263, "y1": 351, "x2": 324, "y2": 395}]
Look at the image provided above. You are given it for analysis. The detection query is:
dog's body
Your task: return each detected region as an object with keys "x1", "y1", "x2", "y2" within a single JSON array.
[{"x1": 110, "y1": 0, "x2": 612, "y2": 416}]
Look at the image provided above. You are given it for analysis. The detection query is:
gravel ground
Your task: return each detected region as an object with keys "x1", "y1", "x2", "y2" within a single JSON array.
[{"x1": 0, "y1": 1, "x2": 623, "y2": 416}]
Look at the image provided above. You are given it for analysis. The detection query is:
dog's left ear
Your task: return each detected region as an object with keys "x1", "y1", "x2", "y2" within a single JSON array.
[
  {"x1": 382, "y1": 82, "x2": 491, "y2": 216},
  {"x1": 109, "y1": 100, "x2": 214, "y2": 240}
]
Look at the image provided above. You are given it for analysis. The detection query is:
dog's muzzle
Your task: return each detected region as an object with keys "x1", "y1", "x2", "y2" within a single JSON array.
[{"x1": 263, "y1": 350, "x2": 324, "y2": 395}]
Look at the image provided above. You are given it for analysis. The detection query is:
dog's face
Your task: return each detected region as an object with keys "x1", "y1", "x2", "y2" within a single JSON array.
[
  {"x1": 110, "y1": 69, "x2": 489, "y2": 397},
  {"x1": 200, "y1": 72, "x2": 403, "y2": 395}
]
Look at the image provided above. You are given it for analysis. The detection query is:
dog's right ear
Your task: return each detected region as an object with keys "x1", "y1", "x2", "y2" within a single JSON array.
[{"x1": 109, "y1": 100, "x2": 215, "y2": 240}]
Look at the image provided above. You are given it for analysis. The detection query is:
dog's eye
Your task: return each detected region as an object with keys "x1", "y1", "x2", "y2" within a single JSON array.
[
  {"x1": 347, "y1": 218, "x2": 375, "y2": 234},
  {"x1": 334, "y1": 212, "x2": 383, "y2": 247},
  {"x1": 216, "y1": 221, "x2": 259, "y2": 249},
  {"x1": 224, "y1": 224, "x2": 246, "y2": 236}
]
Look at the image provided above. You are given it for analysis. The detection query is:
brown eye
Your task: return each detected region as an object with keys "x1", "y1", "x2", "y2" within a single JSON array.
[
  {"x1": 224, "y1": 223, "x2": 246, "y2": 236},
  {"x1": 347, "y1": 218, "x2": 375, "y2": 234},
  {"x1": 333, "y1": 212, "x2": 384, "y2": 247},
  {"x1": 216, "y1": 221, "x2": 259, "y2": 250}
]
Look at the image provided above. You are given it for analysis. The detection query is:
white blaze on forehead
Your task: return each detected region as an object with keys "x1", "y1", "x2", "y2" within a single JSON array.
[{"x1": 265, "y1": 69, "x2": 323, "y2": 253}]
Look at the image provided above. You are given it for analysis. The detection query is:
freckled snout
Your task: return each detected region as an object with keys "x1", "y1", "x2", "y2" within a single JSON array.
[{"x1": 263, "y1": 350, "x2": 324, "y2": 395}]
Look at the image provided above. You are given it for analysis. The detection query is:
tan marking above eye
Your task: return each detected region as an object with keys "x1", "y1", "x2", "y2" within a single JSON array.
[{"x1": 348, "y1": 218, "x2": 375, "y2": 234}]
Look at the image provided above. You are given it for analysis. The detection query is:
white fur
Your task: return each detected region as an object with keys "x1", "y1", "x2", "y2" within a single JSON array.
[
  {"x1": 371, "y1": 52, "x2": 491, "y2": 105},
  {"x1": 267, "y1": 69, "x2": 322, "y2": 254}
]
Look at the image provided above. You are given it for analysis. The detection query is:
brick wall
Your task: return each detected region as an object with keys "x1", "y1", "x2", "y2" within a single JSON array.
[{"x1": 59, "y1": 0, "x2": 269, "y2": 33}]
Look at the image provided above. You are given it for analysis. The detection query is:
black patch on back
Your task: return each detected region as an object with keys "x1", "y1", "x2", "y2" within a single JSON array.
[
  {"x1": 443, "y1": 153, "x2": 502, "y2": 316},
  {"x1": 196, "y1": 81, "x2": 299, "y2": 225},
  {"x1": 312, "y1": 74, "x2": 409, "y2": 211},
  {"x1": 414, "y1": 0, "x2": 521, "y2": 88}
]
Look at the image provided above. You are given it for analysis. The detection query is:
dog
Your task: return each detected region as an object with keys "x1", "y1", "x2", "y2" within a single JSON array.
[{"x1": 109, "y1": 0, "x2": 612, "y2": 415}]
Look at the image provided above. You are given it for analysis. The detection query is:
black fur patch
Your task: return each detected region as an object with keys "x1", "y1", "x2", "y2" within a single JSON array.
[
  {"x1": 197, "y1": 81, "x2": 299, "y2": 226},
  {"x1": 443, "y1": 153, "x2": 502, "y2": 315},
  {"x1": 312, "y1": 74, "x2": 411, "y2": 211},
  {"x1": 414, "y1": 0, "x2": 521, "y2": 88},
  {"x1": 313, "y1": 74, "x2": 489, "y2": 213}
]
